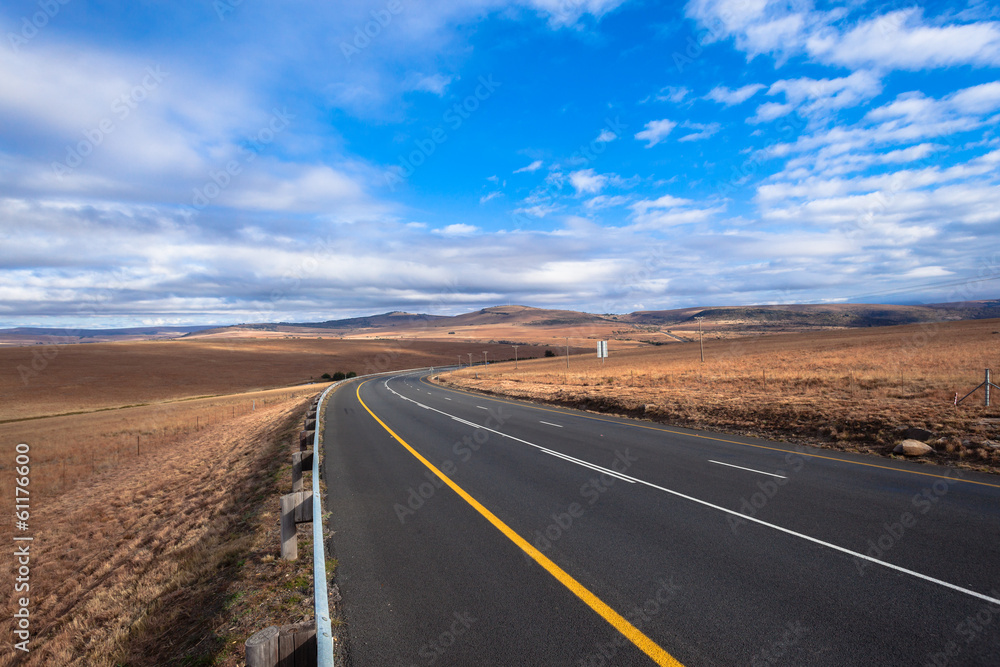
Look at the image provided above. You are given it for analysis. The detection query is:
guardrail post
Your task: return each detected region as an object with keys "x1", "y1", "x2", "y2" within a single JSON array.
[
  {"x1": 279, "y1": 620, "x2": 318, "y2": 667},
  {"x1": 246, "y1": 626, "x2": 280, "y2": 667},
  {"x1": 280, "y1": 491, "x2": 313, "y2": 560},
  {"x1": 246, "y1": 621, "x2": 317, "y2": 667},
  {"x1": 299, "y1": 430, "x2": 314, "y2": 451},
  {"x1": 292, "y1": 451, "x2": 314, "y2": 493}
]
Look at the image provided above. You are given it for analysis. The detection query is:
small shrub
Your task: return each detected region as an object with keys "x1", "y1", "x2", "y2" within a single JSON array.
[{"x1": 331, "y1": 371, "x2": 347, "y2": 381}]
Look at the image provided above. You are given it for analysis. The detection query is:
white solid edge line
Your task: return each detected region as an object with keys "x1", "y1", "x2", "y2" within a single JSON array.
[
  {"x1": 379, "y1": 372, "x2": 1000, "y2": 608},
  {"x1": 709, "y1": 459, "x2": 787, "y2": 479}
]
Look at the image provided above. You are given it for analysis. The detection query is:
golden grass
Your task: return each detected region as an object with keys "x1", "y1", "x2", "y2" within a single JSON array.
[
  {"x1": 0, "y1": 384, "x2": 324, "y2": 504},
  {"x1": 440, "y1": 318, "x2": 1000, "y2": 471},
  {"x1": 0, "y1": 337, "x2": 536, "y2": 421},
  {"x1": 0, "y1": 389, "x2": 317, "y2": 666}
]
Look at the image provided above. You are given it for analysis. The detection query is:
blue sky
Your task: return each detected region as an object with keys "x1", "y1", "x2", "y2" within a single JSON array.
[{"x1": 1, "y1": 0, "x2": 999, "y2": 328}]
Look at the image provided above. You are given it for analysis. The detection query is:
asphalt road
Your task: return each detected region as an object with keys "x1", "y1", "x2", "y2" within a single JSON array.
[{"x1": 322, "y1": 369, "x2": 1000, "y2": 666}]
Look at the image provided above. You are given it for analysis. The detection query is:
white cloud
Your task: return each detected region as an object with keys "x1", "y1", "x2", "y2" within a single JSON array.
[
  {"x1": 584, "y1": 194, "x2": 629, "y2": 209},
  {"x1": 656, "y1": 86, "x2": 690, "y2": 104},
  {"x1": 527, "y1": 0, "x2": 627, "y2": 27},
  {"x1": 403, "y1": 73, "x2": 454, "y2": 96},
  {"x1": 596, "y1": 129, "x2": 617, "y2": 143},
  {"x1": 634, "y1": 119, "x2": 676, "y2": 147},
  {"x1": 569, "y1": 168, "x2": 607, "y2": 194},
  {"x1": 705, "y1": 83, "x2": 765, "y2": 106},
  {"x1": 630, "y1": 194, "x2": 693, "y2": 214},
  {"x1": 808, "y1": 9, "x2": 1000, "y2": 70},
  {"x1": 479, "y1": 191, "x2": 503, "y2": 203},
  {"x1": 514, "y1": 159, "x2": 544, "y2": 173},
  {"x1": 678, "y1": 122, "x2": 721, "y2": 142},
  {"x1": 754, "y1": 71, "x2": 882, "y2": 123},
  {"x1": 513, "y1": 202, "x2": 561, "y2": 218},
  {"x1": 628, "y1": 194, "x2": 723, "y2": 229},
  {"x1": 686, "y1": 2, "x2": 1000, "y2": 71},
  {"x1": 749, "y1": 102, "x2": 794, "y2": 123},
  {"x1": 764, "y1": 80, "x2": 1000, "y2": 168},
  {"x1": 435, "y1": 223, "x2": 479, "y2": 235},
  {"x1": 206, "y1": 163, "x2": 381, "y2": 219},
  {"x1": 949, "y1": 82, "x2": 1000, "y2": 115}
]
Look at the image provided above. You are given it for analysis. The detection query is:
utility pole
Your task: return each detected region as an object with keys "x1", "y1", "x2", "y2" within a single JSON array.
[
  {"x1": 696, "y1": 316, "x2": 705, "y2": 363},
  {"x1": 512, "y1": 345, "x2": 520, "y2": 369},
  {"x1": 467, "y1": 352, "x2": 472, "y2": 367},
  {"x1": 458, "y1": 355, "x2": 462, "y2": 368},
  {"x1": 565, "y1": 337, "x2": 570, "y2": 370},
  {"x1": 483, "y1": 351, "x2": 488, "y2": 366}
]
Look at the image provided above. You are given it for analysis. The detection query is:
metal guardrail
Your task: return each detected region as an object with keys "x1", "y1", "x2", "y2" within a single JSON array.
[
  {"x1": 311, "y1": 381, "x2": 337, "y2": 667},
  {"x1": 308, "y1": 366, "x2": 448, "y2": 666}
]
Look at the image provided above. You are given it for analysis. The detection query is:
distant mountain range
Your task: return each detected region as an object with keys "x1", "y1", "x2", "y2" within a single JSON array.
[
  {"x1": 0, "y1": 325, "x2": 216, "y2": 345},
  {"x1": 274, "y1": 301, "x2": 1000, "y2": 331},
  {"x1": 3, "y1": 301, "x2": 998, "y2": 344},
  {"x1": 1, "y1": 325, "x2": 215, "y2": 337}
]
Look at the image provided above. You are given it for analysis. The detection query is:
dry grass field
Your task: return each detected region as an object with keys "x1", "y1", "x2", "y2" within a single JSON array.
[
  {"x1": 440, "y1": 318, "x2": 1000, "y2": 472},
  {"x1": 0, "y1": 389, "x2": 321, "y2": 666},
  {"x1": 0, "y1": 337, "x2": 538, "y2": 421},
  {"x1": 0, "y1": 385, "x2": 321, "y2": 503},
  {"x1": 1, "y1": 334, "x2": 539, "y2": 664},
  {"x1": 343, "y1": 321, "x2": 648, "y2": 349}
]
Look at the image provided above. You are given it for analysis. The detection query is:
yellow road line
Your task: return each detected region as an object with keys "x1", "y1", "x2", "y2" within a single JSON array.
[
  {"x1": 356, "y1": 380, "x2": 683, "y2": 667},
  {"x1": 420, "y1": 376, "x2": 1000, "y2": 490}
]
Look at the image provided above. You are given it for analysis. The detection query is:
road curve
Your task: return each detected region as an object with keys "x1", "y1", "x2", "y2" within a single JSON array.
[{"x1": 322, "y1": 370, "x2": 1000, "y2": 666}]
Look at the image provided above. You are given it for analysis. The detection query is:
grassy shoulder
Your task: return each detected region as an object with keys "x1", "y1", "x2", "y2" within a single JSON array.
[
  {"x1": 0, "y1": 391, "x2": 328, "y2": 666},
  {"x1": 436, "y1": 319, "x2": 1000, "y2": 475}
]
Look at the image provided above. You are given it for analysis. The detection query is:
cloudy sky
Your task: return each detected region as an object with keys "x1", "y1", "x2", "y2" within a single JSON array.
[{"x1": 1, "y1": 0, "x2": 999, "y2": 328}]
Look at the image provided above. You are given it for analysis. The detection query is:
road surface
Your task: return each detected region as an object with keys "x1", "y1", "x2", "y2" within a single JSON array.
[{"x1": 322, "y1": 370, "x2": 1000, "y2": 666}]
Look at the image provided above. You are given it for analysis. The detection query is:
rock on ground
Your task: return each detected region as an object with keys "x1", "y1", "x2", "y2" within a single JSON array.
[{"x1": 893, "y1": 439, "x2": 933, "y2": 456}]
